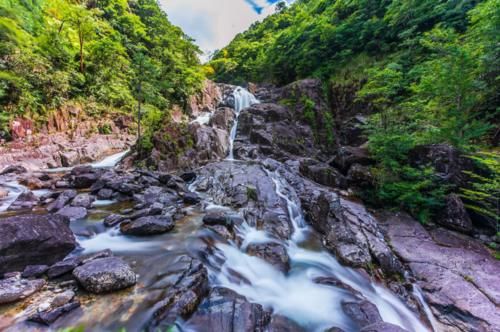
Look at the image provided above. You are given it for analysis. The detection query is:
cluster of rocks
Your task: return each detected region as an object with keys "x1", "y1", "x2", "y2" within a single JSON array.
[{"x1": 0, "y1": 212, "x2": 137, "y2": 325}]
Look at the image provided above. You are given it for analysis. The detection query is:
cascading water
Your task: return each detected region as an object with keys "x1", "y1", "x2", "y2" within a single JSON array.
[
  {"x1": 227, "y1": 87, "x2": 259, "y2": 160},
  {"x1": 189, "y1": 168, "x2": 431, "y2": 332}
]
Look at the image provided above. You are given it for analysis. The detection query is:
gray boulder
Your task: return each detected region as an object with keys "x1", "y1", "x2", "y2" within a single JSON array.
[
  {"x1": 0, "y1": 214, "x2": 76, "y2": 274},
  {"x1": 120, "y1": 215, "x2": 174, "y2": 235},
  {"x1": 72, "y1": 257, "x2": 136, "y2": 294}
]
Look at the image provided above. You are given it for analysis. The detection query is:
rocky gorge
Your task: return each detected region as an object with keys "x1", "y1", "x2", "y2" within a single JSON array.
[{"x1": 0, "y1": 81, "x2": 498, "y2": 332}]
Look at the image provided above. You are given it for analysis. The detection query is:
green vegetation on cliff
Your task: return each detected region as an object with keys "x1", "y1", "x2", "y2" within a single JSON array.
[
  {"x1": 0, "y1": 0, "x2": 204, "y2": 138},
  {"x1": 210, "y1": 0, "x2": 499, "y2": 222}
]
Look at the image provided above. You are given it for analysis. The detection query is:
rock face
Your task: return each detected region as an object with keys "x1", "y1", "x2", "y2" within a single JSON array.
[
  {"x1": 186, "y1": 287, "x2": 271, "y2": 332},
  {"x1": 382, "y1": 214, "x2": 500, "y2": 332},
  {"x1": 439, "y1": 194, "x2": 473, "y2": 233},
  {"x1": 72, "y1": 257, "x2": 136, "y2": 294},
  {"x1": 0, "y1": 214, "x2": 76, "y2": 274},
  {"x1": 147, "y1": 256, "x2": 209, "y2": 330},
  {"x1": 0, "y1": 275, "x2": 46, "y2": 304}
]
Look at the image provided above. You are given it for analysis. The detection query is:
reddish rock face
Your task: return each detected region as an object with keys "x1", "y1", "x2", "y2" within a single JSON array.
[
  {"x1": 187, "y1": 80, "x2": 222, "y2": 117},
  {"x1": 10, "y1": 118, "x2": 34, "y2": 140}
]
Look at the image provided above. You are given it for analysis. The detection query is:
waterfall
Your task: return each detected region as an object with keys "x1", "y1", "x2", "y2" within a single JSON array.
[
  {"x1": 191, "y1": 167, "x2": 430, "y2": 332},
  {"x1": 227, "y1": 87, "x2": 259, "y2": 160}
]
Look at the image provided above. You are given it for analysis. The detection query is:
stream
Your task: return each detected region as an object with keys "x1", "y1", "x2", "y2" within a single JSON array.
[{"x1": 0, "y1": 88, "x2": 434, "y2": 332}]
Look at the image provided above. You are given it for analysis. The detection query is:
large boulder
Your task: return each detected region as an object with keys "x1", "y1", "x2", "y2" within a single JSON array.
[
  {"x1": 120, "y1": 215, "x2": 174, "y2": 235},
  {"x1": 0, "y1": 214, "x2": 76, "y2": 274},
  {"x1": 72, "y1": 257, "x2": 136, "y2": 294}
]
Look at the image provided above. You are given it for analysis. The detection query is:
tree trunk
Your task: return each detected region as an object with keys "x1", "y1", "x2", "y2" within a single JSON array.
[{"x1": 79, "y1": 25, "x2": 84, "y2": 73}]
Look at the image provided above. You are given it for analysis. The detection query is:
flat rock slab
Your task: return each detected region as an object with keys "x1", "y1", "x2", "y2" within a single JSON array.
[
  {"x1": 0, "y1": 276, "x2": 46, "y2": 304},
  {"x1": 382, "y1": 214, "x2": 500, "y2": 332},
  {"x1": 72, "y1": 257, "x2": 136, "y2": 294},
  {"x1": 0, "y1": 214, "x2": 76, "y2": 275}
]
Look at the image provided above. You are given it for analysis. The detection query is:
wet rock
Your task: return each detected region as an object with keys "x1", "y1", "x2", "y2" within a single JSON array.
[
  {"x1": 202, "y1": 212, "x2": 232, "y2": 228},
  {"x1": 70, "y1": 193, "x2": 95, "y2": 209},
  {"x1": 0, "y1": 214, "x2": 76, "y2": 274},
  {"x1": 359, "y1": 322, "x2": 407, "y2": 332},
  {"x1": 47, "y1": 249, "x2": 112, "y2": 279},
  {"x1": 439, "y1": 194, "x2": 473, "y2": 233},
  {"x1": 183, "y1": 192, "x2": 201, "y2": 204},
  {"x1": 209, "y1": 107, "x2": 235, "y2": 130},
  {"x1": 0, "y1": 165, "x2": 28, "y2": 175},
  {"x1": 0, "y1": 188, "x2": 8, "y2": 199},
  {"x1": 117, "y1": 182, "x2": 142, "y2": 195},
  {"x1": 28, "y1": 289, "x2": 79, "y2": 325},
  {"x1": 246, "y1": 242, "x2": 290, "y2": 272},
  {"x1": 341, "y1": 300, "x2": 382, "y2": 328},
  {"x1": 147, "y1": 256, "x2": 208, "y2": 330},
  {"x1": 383, "y1": 214, "x2": 500, "y2": 331},
  {"x1": 0, "y1": 275, "x2": 45, "y2": 304},
  {"x1": 120, "y1": 215, "x2": 174, "y2": 235},
  {"x1": 22, "y1": 265, "x2": 49, "y2": 278},
  {"x1": 56, "y1": 206, "x2": 88, "y2": 221},
  {"x1": 47, "y1": 189, "x2": 77, "y2": 212},
  {"x1": 7, "y1": 191, "x2": 39, "y2": 211},
  {"x1": 97, "y1": 188, "x2": 114, "y2": 200},
  {"x1": 149, "y1": 202, "x2": 164, "y2": 215},
  {"x1": 73, "y1": 173, "x2": 99, "y2": 189},
  {"x1": 104, "y1": 213, "x2": 124, "y2": 227},
  {"x1": 180, "y1": 171, "x2": 197, "y2": 183},
  {"x1": 186, "y1": 287, "x2": 271, "y2": 332},
  {"x1": 70, "y1": 165, "x2": 94, "y2": 176},
  {"x1": 73, "y1": 257, "x2": 136, "y2": 294},
  {"x1": 265, "y1": 315, "x2": 306, "y2": 332}
]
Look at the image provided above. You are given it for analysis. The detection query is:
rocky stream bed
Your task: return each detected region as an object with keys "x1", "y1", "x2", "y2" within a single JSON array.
[{"x1": 0, "y1": 83, "x2": 498, "y2": 332}]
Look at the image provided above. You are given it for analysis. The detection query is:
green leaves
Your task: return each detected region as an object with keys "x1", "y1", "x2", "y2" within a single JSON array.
[{"x1": 0, "y1": 0, "x2": 203, "y2": 135}]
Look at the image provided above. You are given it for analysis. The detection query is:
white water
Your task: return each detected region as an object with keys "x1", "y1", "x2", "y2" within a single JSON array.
[
  {"x1": 227, "y1": 87, "x2": 259, "y2": 160},
  {"x1": 44, "y1": 149, "x2": 129, "y2": 173},
  {"x1": 90, "y1": 149, "x2": 129, "y2": 168},
  {"x1": 197, "y1": 170, "x2": 430, "y2": 332},
  {"x1": 0, "y1": 150, "x2": 129, "y2": 212},
  {"x1": 0, "y1": 180, "x2": 27, "y2": 212},
  {"x1": 190, "y1": 112, "x2": 212, "y2": 126}
]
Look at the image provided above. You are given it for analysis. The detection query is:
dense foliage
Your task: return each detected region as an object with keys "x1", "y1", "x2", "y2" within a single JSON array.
[
  {"x1": 0, "y1": 0, "x2": 204, "y2": 139},
  {"x1": 210, "y1": 0, "x2": 499, "y2": 223}
]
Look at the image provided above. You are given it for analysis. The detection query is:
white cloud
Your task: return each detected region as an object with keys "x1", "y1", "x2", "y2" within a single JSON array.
[{"x1": 159, "y1": 0, "x2": 277, "y2": 60}]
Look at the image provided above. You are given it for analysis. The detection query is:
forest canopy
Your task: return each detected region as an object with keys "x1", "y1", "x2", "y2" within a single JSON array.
[{"x1": 0, "y1": 0, "x2": 204, "y2": 138}]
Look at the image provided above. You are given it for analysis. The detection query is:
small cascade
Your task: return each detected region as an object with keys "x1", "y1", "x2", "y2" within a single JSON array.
[
  {"x1": 227, "y1": 87, "x2": 259, "y2": 160},
  {"x1": 193, "y1": 168, "x2": 430, "y2": 332},
  {"x1": 0, "y1": 179, "x2": 27, "y2": 212}
]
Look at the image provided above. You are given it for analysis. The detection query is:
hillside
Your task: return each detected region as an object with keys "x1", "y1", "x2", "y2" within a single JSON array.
[
  {"x1": 209, "y1": 0, "x2": 499, "y2": 224},
  {"x1": 0, "y1": 0, "x2": 204, "y2": 141}
]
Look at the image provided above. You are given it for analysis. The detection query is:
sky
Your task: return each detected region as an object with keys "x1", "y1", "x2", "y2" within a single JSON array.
[{"x1": 159, "y1": 0, "x2": 288, "y2": 60}]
